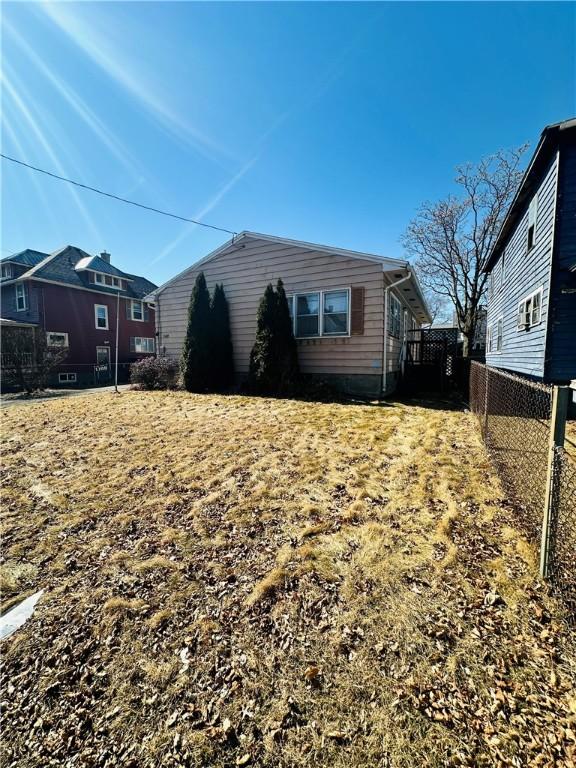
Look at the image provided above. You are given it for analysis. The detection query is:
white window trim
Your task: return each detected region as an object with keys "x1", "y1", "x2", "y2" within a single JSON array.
[
  {"x1": 94, "y1": 272, "x2": 104, "y2": 284},
  {"x1": 1, "y1": 264, "x2": 12, "y2": 279},
  {"x1": 46, "y1": 331, "x2": 69, "y2": 348},
  {"x1": 15, "y1": 283, "x2": 27, "y2": 311},
  {"x1": 130, "y1": 299, "x2": 145, "y2": 322},
  {"x1": 495, "y1": 316, "x2": 503, "y2": 354},
  {"x1": 94, "y1": 303, "x2": 109, "y2": 330},
  {"x1": 133, "y1": 336, "x2": 155, "y2": 353},
  {"x1": 517, "y1": 287, "x2": 543, "y2": 331},
  {"x1": 388, "y1": 293, "x2": 402, "y2": 338},
  {"x1": 58, "y1": 372, "x2": 77, "y2": 383},
  {"x1": 287, "y1": 287, "x2": 351, "y2": 339}
]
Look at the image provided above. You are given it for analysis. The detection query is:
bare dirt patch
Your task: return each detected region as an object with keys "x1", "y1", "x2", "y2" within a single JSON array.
[{"x1": 1, "y1": 391, "x2": 575, "y2": 767}]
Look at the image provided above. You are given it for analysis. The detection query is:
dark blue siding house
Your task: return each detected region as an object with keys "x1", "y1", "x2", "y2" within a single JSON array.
[{"x1": 484, "y1": 119, "x2": 576, "y2": 385}]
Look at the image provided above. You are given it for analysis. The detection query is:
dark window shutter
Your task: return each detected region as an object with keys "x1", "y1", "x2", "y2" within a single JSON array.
[
  {"x1": 129, "y1": 337, "x2": 135, "y2": 352},
  {"x1": 144, "y1": 303, "x2": 150, "y2": 321},
  {"x1": 125, "y1": 299, "x2": 132, "y2": 320},
  {"x1": 350, "y1": 287, "x2": 365, "y2": 335}
]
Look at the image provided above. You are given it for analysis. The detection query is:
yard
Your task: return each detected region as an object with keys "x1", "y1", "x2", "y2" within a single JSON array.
[{"x1": 1, "y1": 392, "x2": 575, "y2": 768}]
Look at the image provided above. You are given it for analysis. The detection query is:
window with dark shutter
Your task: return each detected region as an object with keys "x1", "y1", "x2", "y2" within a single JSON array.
[
  {"x1": 350, "y1": 287, "x2": 365, "y2": 335},
  {"x1": 130, "y1": 337, "x2": 136, "y2": 352},
  {"x1": 125, "y1": 300, "x2": 132, "y2": 320},
  {"x1": 144, "y1": 303, "x2": 150, "y2": 322}
]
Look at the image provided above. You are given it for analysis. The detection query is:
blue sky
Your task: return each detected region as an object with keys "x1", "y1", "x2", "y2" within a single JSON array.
[{"x1": 1, "y1": 2, "x2": 574, "y2": 286}]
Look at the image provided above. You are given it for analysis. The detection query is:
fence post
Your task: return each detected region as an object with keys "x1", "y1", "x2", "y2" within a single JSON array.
[
  {"x1": 540, "y1": 385, "x2": 570, "y2": 579},
  {"x1": 483, "y1": 366, "x2": 489, "y2": 438}
]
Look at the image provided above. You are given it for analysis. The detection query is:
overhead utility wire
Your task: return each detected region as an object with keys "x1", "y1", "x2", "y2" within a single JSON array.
[{"x1": 1, "y1": 153, "x2": 238, "y2": 237}]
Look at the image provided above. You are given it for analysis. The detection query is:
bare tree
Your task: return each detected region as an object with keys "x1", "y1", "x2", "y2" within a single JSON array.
[
  {"x1": 2, "y1": 326, "x2": 67, "y2": 393},
  {"x1": 403, "y1": 146, "x2": 528, "y2": 355}
]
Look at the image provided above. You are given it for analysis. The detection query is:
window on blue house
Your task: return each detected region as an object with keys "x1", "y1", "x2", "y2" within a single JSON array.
[
  {"x1": 527, "y1": 195, "x2": 538, "y2": 251},
  {"x1": 517, "y1": 287, "x2": 543, "y2": 330}
]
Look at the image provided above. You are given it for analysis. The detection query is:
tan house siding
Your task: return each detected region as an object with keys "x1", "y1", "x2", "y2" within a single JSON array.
[
  {"x1": 157, "y1": 237, "x2": 385, "y2": 384},
  {"x1": 154, "y1": 233, "x2": 430, "y2": 397}
]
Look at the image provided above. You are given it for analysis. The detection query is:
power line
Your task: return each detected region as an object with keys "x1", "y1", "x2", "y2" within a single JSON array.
[{"x1": 1, "y1": 153, "x2": 238, "y2": 237}]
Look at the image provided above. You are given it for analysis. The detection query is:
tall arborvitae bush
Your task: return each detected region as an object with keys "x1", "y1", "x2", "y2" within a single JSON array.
[
  {"x1": 248, "y1": 284, "x2": 277, "y2": 394},
  {"x1": 275, "y1": 279, "x2": 299, "y2": 394},
  {"x1": 248, "y1": 280, "x2": 299, "y2": 395},
  {"x1": 210, "y1": 283, "x2": 234, "y2": 390},
  {"x1": 181, "y1": 272, "x2": 212, "y2": 392}
]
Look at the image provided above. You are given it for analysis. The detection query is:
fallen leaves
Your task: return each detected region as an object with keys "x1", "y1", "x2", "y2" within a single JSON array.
[{"x1": 1, "y1": 392, "x2": 575, "y2": 768}]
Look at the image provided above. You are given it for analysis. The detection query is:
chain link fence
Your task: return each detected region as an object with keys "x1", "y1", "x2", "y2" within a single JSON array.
[{"x1": 469, "y1": 361, "x2": 575, "y2": 620}]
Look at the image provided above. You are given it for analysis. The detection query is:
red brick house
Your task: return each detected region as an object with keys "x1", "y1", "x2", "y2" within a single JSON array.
[{"x1": 0, "y1": 246, "x2": 157, "y2": 386}]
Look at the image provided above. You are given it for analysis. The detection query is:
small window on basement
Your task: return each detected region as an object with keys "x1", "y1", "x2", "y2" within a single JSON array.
[{"x1": 58, "y1": 372, "x2": 77, "y2": 383}]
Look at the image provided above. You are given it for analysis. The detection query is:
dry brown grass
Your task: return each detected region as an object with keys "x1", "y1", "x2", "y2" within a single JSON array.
[{"x1": 1, "y1": 391, "x2": 575, "y2": 768}]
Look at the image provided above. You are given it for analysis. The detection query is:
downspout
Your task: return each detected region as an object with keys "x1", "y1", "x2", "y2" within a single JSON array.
[{"x1": 382, "y1": 270, "x2": 412, "y2": 396}]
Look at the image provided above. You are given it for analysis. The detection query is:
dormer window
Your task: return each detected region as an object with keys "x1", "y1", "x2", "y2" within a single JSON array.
[
  {"x1": 1, "y1": 264, "x2": 12, "y2": 279},
  {"x1": 94, "y1": 273, "x2": 103, "y2": 284}
]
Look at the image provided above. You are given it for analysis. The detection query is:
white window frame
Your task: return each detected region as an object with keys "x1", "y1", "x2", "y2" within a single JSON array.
[
  {"x1": 132, "y1": 337, "x2": 155, "y2": 353},
  {"x1": 58, "y1": 372, "x2": 77, "y2": 383},
  {"x1": 1, "y1": 263, "x2": 12, "y2": 279},
  {"x1": 388, "y1": 293, "x2": 402, "y2": 338},
  {"x1": 94, "y1": 272, "x2": 104, "y2": 284},
  {"x1": 130, "y1": 299, "x2": 144, "y2": 322},
  {"x1": 517, "y1": 287, "x2": 543, "y2": 330},
  {"x1": 15, "y1": 283, "x2": 26, "y2": 311},
  {"x1": 321, "y1": 288, "x2": 351, "y2": 337},
  {"x1": 46, "y1": 331, "x2": 69, "y2": 348},
  {"x1": 495, "y1": 316, "x2": 503, "y2": 353},
  {"x1": 287, "y1": 288, "x2": 351, "y2": 339},
  {"x1": 94, "y1": 303, "x2": 109, "y2": 330},
  {"x1": 487, "y1": 325, "x2": 493, "y2": 353}
]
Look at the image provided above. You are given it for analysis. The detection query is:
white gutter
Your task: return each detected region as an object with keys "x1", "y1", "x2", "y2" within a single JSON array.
[{"x1": 382, "y1": 271, "x2": 412, "y2": 396}]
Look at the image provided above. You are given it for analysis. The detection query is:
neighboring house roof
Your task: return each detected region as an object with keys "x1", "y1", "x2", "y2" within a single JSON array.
[
  {"x1": 2, "y1": 249, "x2": 49, "y2": 268},
  {"x1": 485, "y1": 118, "x2": 576, "y2": 272},
  {"x1": 1, "y1": 245, "x2": 157, "y2": 299},
  {"x1": 75, "y1": 254, "x2": 132, "y2": 280},
  {"x1": 146, "y1": 230, "x2": 431, "y2": 322}
]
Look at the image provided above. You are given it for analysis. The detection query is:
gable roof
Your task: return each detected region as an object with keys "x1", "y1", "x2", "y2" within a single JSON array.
[
  {"x1": 146, "y1": 230, "x2": 431, "y2": 323},
  {"x1": 148, "y1": 230, "x2": 408, "y2": 296},
  {"x1": 485, "y1": 118, "x2": 576, "y2": 272},
  {"x1": 1, "y1": 245, "x2": 157, "y2": 299}
]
